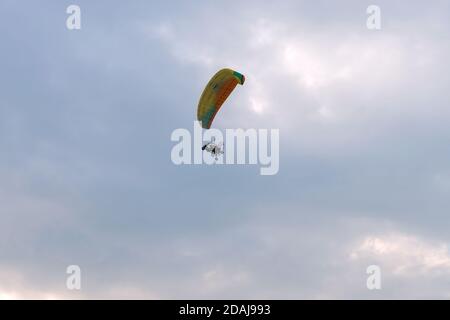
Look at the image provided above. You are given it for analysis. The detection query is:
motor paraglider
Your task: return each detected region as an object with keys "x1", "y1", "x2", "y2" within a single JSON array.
[
  {"x1": 197, "y1": 68, "x2": 245, "y2": 160},
  {"x1": 201, "y1": 137, "x2": 224, "y2": 161}
]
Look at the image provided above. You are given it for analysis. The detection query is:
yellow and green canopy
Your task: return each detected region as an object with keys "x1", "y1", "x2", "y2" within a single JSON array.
[{"x1": 197, "y1": 68, "x2": 245, "y2": 129}]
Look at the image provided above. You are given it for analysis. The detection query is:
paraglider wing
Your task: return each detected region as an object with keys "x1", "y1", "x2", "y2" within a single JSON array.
[{"x1": 197, "y1": 68, "x2": 245, "y2": 129}]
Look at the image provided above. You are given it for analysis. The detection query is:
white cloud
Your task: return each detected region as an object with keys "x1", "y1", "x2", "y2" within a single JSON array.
[
  {"x1": 0, "y1": 266, "x2": 80, "y2": 300},
  {"x1": 148, "y1": 11, "x2": 447, "y2": 152},
  {"x1": 350, "y1": 233, "x2": 450, "y2": 276},
  {"x1": 201, "y1": 267, "x2": 251, "y2": 293}
]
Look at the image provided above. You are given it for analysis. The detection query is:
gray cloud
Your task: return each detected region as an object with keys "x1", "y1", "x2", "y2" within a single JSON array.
[{"x1": 1, "y1": 0, "x2": 450, "y2": 299}]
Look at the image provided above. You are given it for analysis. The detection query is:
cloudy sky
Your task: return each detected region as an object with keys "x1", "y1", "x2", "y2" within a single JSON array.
[{"x1": 1, "y1": 0, "x2": 450, "y2": 299}]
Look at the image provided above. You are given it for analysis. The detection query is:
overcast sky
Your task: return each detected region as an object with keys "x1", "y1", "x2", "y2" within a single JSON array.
[{"x1": 1, "y1": 0, "x2": 450, "y2": 299}]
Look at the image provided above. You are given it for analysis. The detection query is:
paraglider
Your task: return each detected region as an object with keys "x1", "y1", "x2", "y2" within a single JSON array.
[
  {"x1": 201, "y1": 137, "x2": 223, "y2": 161},
  {"x1": 197, "y1": 68, "x2": 245, "y2": 160}
]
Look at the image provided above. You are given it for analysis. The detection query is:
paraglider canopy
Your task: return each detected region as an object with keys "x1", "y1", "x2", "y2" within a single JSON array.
[{"x1": 197, "y1": 68, "x2": 245, "y2": 129}]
